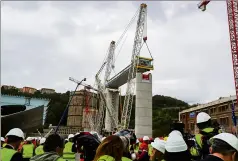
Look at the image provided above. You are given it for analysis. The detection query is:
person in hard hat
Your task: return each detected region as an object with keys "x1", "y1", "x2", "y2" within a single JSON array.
[
  {"x1": 63, "y1": 134, "x2": 75, "y2": 161},
  {"x1": 93, "y1": 135, "x2": 124, "y2": 161},
  {"x1": 150, "y1": 139, "x2": 166, "y2": 161},
  {"x1": 190, "y1": 112, "x2": 220, "y2": 160},
  {"x1": 1, "y1": 137, "x2": 5, "y2": 147},
  {"x1": 34, "y1": 137, "x2": 46, "y2": 155},
  {"x1": 21, "y1": 137, "x2": 35, "y2": 161},
  {"x1": 164, "y1": 132, "x2": 191, "y2": 161},
  {"x1": 137, "y1": 137, "x2": 150, "y2": 161},
  {"x1": 201, "y1": 133, "x2": 238, "y2": 161},
  {"x1": 0, "y1": 128, "x2": 24, "y2": 161},
  {"x1": 133, "y1": 139, "x2": 140, "y2": 153},
  {"x1": 120, "y1": 136, "x2": 133, "y2": 161},
  {"x1": 64, "y1": 138, "x2": 68, "y2": 144},
  {"x1": 30, "y1": 134, "x2": 65, "y2": 161}
]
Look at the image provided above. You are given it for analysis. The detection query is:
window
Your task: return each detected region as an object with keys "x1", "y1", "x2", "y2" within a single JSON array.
[{"x1": 220, "y1": 117, "x2": 229, "y2": 126}]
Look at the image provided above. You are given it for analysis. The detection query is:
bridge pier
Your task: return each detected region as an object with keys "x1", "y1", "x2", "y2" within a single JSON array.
[
  {"x1": 135, "y1": 72, "x2": 152, "y2": 138},
  {"x1": 105, "y1": 88, "x2": 119, "y2": 132}
]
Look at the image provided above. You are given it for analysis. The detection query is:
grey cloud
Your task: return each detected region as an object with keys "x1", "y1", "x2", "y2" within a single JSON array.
[{"x1": 3, "y1": 1, "x2": 41, "y2": 11}]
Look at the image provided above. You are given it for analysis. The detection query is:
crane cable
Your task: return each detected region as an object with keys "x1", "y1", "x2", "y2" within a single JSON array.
[
  {"x1": 145, "y1": 41, "x2": 154, "y2": 60},
  {"x1": 115, "y1": 7, "x2": 140, "y2": 48},
  {"x1": 112, "y1": 7, "x2": 140, "y2": 75}
]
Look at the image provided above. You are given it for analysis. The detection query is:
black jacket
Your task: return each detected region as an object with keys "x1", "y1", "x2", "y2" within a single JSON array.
[{"x1": 201, "y1": 155, "x2": 224, "y2": 161}]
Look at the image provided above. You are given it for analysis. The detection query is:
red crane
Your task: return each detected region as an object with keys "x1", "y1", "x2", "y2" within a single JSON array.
[{"x1": 198, "y1": 0, "x2": 238, "y2": 101}]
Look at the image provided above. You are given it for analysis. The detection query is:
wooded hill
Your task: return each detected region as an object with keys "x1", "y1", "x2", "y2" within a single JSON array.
[{"x1": 1, "y1": 87, "x2": 189, "y2": 136}]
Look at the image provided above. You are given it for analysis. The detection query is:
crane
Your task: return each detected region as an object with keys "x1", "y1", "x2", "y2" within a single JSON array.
[
  {"x1": 120, "y1": 3, "x2": 148, "y2": 129},
  {"x1": 86, "y1": 41, "x2": 117, "y2": 133},
  {"x1": 198, "y1": 0, "x2": 238, "y2": 103}
]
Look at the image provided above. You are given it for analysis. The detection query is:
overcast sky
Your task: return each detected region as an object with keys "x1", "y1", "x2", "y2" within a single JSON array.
[{"x1": 1, "y1": 1, "x2": 235, "y2": 104}]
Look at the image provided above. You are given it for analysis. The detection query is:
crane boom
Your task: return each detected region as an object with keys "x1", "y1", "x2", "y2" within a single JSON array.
[
  {"x1": 104, "y1": 41, "x2": 116, "y2": 83},
  {"x1": 226, "y1": 0, "x2": 238, "y2": 101},
  {"x1": 198, "y1": 0, "x2": 238, "y2": 103},
  {"x1": 120, "y1": 4, "x2": 147, "y2": 129}
]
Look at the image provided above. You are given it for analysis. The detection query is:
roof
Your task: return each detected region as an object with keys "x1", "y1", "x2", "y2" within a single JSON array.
[{"x1": 179, "y1": 95, "x2": 236, "y2": 114}]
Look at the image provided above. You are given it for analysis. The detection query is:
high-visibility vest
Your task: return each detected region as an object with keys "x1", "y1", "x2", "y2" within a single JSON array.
[
  {"x1": 35, "y1": 145, "x2": 44, "y2": 155},
  {"x1": 190, "y1": 127, "x2": 217, "y2": 157},
  {"x1": 97, "y1": 155, "x2": 115, "y2": 161},
  {"x1": 134, "y1": 144, "x2": 139, "y2": 153},
  {"x1": 122, "y1": 157, "x2": 132, "y2": 161},
  {"x1": 22, "y1": 144, "x2": 34, "y2": 158},
  {"x1": 3, "y1": 143, "x2": 7, "y2": 147},
  {"x1": 0, "y1": 147, "x2": 17, "y2": 161},
  {"x1": 63, "y1": 142, "x2": 75, "y2": 160},
  {"x1": 148, "y1": 144, "x2": 153, "y2": 156}
]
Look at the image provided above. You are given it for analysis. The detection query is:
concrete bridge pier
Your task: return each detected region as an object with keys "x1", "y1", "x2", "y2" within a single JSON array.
[
  {"x1": 105, "y1": 88, "x2": 119, "y2": 132},
  {"x1": 135, "y1": 72, "x2": 152, "y2": 138}
]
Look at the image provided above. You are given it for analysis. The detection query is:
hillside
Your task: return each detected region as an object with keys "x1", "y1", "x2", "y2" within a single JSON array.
[{"x1": 1, "y1": 87, "x2": 189, "y2": 136}]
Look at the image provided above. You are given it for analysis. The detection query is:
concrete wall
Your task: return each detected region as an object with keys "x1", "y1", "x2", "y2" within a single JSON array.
[
  {"x1": 135, "y1": 72, "x2": 152, "y2": 138},
  {"x1": 105, "y1": 88, "x2": 119, "y2": 132}
]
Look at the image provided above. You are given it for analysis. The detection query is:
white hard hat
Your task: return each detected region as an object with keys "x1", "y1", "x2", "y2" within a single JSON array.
[
  {"x1": 165, "y1": 134, "x2": 187, "y2": 153},
  {"x1": 40, "y1": 137, "x2": 46, "y2": 144},
  {"x1": 136, "y1": 139, "x2": 139, "y2": 144},
  {"x1": 26, "y1": 137, "x2": 33, "y2": 141},
  {"x1": 75, "y1": 132, "x2": 80, "y2": 135},
  {"x1": 143, "y1": 136, "x2": 150, "y2": 141},
  {"x1": 151, "y1": 139, "x2": 166, "y2": 154},
  {"x1": 211, "y1": 133, "x2": 238, "y2": 151},
  {"x1": 6, "y1": 128, "x2": 24, "y2": 140},
  {"x1": 196, "y1": 112, "x2": 211, "y2": 124},
  {"x1": 131, "y1": 153, "x2": 137, "y2": 160},
  {"x1": 1, "y1": 137, "x2": 5, "y2": 142},
  {"x1": 68, "y1": 134, "x2": 74, "y2": 139},
  {"x1": 169, "y1": 130, "x2": 183, "y2": 137},
  {"x1": 101, "y1": 137, "x2": 106, "y2": 141}
]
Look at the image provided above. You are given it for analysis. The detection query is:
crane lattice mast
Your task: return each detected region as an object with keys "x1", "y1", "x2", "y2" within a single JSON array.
[
  {"x1": 120, "y1": 4, "x2": 147, "y2": 129},
  {"x1": 89, "y1": 41, "x2": 117, "y2": 133},
  {"x1": 198, "y1": 0, "x2": 238, "y2": 102},
  {"x1": 104, "y1": 41, "x2": 116, "y2": 83}
]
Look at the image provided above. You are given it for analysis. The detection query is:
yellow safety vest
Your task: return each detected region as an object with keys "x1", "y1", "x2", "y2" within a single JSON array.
[
  {"x1": 35, "y1": 145, "x2": 44, "y2": 155},
  {"x1": 122, "y1": 157, "x2": 132, "y2": 161},
  {"x1": 22, "y1": 143, "x2": 34, "y2": 158},
  {"x1": 134, "y1": 144, "x2": 139, "y2": 153},
  {"x1": 3, "y1": 143, "x2": 7, "y2": 147},
  {"x1": 97, "y1": 155, "x2": 115, "y2": 161},
  {"x1": 148, "y1": 144, "x2": 153, "y2": 156},
  {"x1": 0, "y1": 147, "x2": 17, "y2": 161},
  {"x1": 190, "y1": 127, "x2": 216, "y2": 157},
  {"x1": 63, "y1": 142, "x2": 75, "y2": 160}
]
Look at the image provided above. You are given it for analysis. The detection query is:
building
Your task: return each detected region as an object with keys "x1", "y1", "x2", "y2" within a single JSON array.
[
  {"x1": 67, "y1": 89, "x2": 99, "y2": 131},
  {"x1": 179, "y1": 95, "x2": 238, "y2": 134},
  {"x1": 40, "y1": 88, "x2": 56, "y2": 94},
  {"x1": 22, "y1": 87, "x2": 37, "y2": 94},
  {"x1": 1, "y1": 85, "x2": 17, "y2": 90}
]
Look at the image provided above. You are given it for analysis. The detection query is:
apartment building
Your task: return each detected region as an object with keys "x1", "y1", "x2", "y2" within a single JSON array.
[
  {"x1": 1, "y1": 85, "x2": 17, "y2": 90},
  {"x1": 22, "y1": 87, "x2": 37, "y2": 94},
  {"x1": 40, "y1": 88, "x2": 56, "y2": 94}
]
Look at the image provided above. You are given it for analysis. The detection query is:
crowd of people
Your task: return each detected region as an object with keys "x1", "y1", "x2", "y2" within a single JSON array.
[{"x1": 1, "y1": 112, "x2": 238, "y2": 161}]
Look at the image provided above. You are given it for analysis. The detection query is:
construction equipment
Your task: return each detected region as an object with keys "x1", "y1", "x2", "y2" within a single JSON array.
[
  {"x1": 120, "y1": 3, "x2": 148, "y2": 129},
  {"x1": 94, "y1": 46, "x2": 118, "y2": 132},
  {"x1": 197, "y1": 0, "x2": 238, "y2": 104}
]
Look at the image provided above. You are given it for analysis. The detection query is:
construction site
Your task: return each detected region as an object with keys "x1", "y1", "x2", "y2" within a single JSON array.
[{"x1": 2, "y1": 0, "x2": 238, "y2": 138}]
